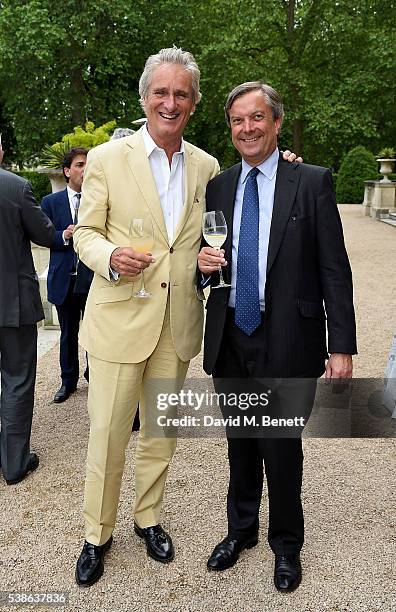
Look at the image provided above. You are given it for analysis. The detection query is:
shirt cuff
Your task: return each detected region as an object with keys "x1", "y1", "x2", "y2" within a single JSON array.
[{"x1": 62, "y1": 231, "x2": 69, "y2": 245}]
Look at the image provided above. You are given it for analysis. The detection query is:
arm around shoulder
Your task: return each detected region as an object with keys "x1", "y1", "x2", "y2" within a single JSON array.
[{"x1": 211, "y1": 157, "x2": 220, "y2": 180}]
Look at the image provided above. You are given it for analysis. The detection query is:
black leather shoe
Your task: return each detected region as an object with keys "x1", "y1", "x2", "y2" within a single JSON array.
[
  {"x1": 274, "y1": 554, "x2": 302, "y2": 592},
  {"x1": 207, "y1": 533, "x2": 258, "y2": 571},
  {"x1": 6, "y1": 453, "x2": 39, "y2": 485},
  {"x1": 75, "y1": 536, "x2": 113, "y2": 587},
  {"x1": 83, "y1": 368, "x2": 89, "y2": 382},
  {"x1": 54, "y1": 384, "x2": 76, "y2": 403},
  {"x1": 134, "y1": 522, "x2": 174, "y2": 563}
]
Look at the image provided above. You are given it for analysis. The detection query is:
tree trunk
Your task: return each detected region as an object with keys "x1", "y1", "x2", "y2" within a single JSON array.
[
  {"x1": 285, "y1": 0, "x2": 303, "y2": 155},
  {"x1": 286, "y1": 0, "x2": 295, "y2": 37},
  {"x1": 70, "y1": 67, "x2": 85, "y2": 126},
  {"x1": 293, "y1": 117, "x2": 302, "y2": 156}
]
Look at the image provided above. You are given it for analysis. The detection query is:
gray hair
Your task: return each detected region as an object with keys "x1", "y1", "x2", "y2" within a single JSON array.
[
  {"x1": 110, "y1": 128, "x2": 135, "y2": 140},
  {"x1": 139, "y1": 47, "x2": 202, "y2": 107},
  {"x1": 224, "y1": 82, "x2": 284, "y2": 127}
]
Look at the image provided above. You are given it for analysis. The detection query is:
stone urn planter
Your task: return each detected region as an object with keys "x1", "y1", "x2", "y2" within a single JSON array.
[
  {"x1": 377, "y1": 154, "x2": 396, "y2": 183},
  {"x1": 36, "y1": 167, "x2": 66, "y2": 193}
]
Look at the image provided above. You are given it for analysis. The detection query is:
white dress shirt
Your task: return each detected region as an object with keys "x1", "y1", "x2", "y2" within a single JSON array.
[
  {"x1": 142, "y1": 123, "x2": 185, "y2": 243},
  {"x1": 109, "y1": 125, "x2": 186, "y2": 280},
  {"x1": 228, "y1": 147, "x2": 279, "y2": 310}
]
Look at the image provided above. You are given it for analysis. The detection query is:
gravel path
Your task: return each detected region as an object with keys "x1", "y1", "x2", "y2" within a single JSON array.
[{"x1": 1, "y1": 206, "x2": 395, "y2": 612}]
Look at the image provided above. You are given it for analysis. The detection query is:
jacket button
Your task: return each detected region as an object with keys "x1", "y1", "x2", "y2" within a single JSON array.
[
  {"x1": 169, "y1": 247, "x2": 174, "y2": 253},
  {"x1": 161, "y1": 282, "x2": 167, "y2": 288}
]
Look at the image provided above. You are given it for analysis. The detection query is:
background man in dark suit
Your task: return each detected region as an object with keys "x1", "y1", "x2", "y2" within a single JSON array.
[
  {"x1": 198, "y1": 82, "x2": 357, "y2": 592},
  {"x1": 41, "y1": 147, "x2": 92, "y2": 403},
  {"x1": 0, "y1": 142, "x2": 54, "y2": 484}
]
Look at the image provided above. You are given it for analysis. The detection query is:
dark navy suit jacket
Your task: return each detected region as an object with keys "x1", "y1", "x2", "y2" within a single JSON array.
[{"x1": 41, "y1": 189, "x2": 77, "y2": 305}]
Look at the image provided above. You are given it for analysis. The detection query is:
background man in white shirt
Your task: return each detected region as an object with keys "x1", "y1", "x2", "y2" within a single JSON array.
[{"x1": 41, "y1": 148, "x2": 89, "y2": 403}]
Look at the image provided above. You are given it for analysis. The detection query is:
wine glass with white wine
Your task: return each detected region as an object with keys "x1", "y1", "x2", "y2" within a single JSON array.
[
  {"x1": 130, "y1": 217, "x2": 154, "y2": 298},
  {"x1": 202, "y1": 210, "x2": 231, "y2": 289}
]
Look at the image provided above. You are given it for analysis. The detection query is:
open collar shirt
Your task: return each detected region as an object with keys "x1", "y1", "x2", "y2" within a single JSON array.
[{"x1": 142, "y1": 123, "x2": 185, "y2": 244}]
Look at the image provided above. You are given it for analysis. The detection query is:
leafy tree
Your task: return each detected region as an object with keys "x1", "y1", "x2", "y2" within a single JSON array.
[
  {"x1": 186, "y1": 0, "x2": 395, "y2": 167},
  {"x1": 0, "y1": 0, "x2": 394, "y2": 171},
  {"x1": 152, "y1": 0, "x2": 393, "y2": 168},
  {"x1": 0, "y1": 0, "x2": 147, "y2": 162}
]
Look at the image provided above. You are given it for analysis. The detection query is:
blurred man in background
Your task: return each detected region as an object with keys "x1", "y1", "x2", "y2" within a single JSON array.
[{"x1": 0, "y1": 140, "x2": 54, "y2": 484}]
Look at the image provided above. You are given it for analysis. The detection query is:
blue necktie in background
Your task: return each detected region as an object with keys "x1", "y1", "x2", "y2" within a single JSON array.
[{"x1": 235, "y1": 166, "x2": 261, "y2": 335}]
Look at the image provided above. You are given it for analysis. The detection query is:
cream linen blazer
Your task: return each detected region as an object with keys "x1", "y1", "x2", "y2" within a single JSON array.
[{"x1": 73, "y1": 129, "x2": 219, "y2": 363}]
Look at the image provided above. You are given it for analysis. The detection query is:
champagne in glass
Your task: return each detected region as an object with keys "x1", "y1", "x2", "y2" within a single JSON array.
[
  {"x1": 202, "y1": 211, "x2": 231, "y2": 289},
  {"x1": 130, "y1": 217, "x2": 154, "y2": 298}
]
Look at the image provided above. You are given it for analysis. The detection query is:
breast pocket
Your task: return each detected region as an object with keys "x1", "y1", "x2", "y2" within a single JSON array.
[{"x1": 95, "y1": 283, "x2": 134, "y2": 304}]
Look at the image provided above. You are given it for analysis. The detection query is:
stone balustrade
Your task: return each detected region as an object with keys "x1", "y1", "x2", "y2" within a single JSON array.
[{"x1": 362, "y1": 180, "x2": 396, "y2": 218}]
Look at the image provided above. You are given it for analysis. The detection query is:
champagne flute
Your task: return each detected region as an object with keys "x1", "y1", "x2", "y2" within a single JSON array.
[
  {"x1": 130, "y1": 217, "x2": 154, "y2": 298},
  {"x1": 202, "y1": 210, "x2": 231, "y2": 289}
]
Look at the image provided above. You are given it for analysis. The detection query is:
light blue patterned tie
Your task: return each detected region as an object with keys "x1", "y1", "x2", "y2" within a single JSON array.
[{"x1": 235, "y1": 166, "x2": 261, "y2": 335}]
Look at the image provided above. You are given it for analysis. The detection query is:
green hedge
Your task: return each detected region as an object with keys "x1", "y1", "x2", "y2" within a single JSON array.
[
  {"x1": 336, "y1": 146, "x2": 378, "y2": 203},
  {"x1": 326, "y1": 172, "x2": 394, "y2": 195},
  {"x1": 14, "y1": 171, "x2": 51, "y2": 204}
]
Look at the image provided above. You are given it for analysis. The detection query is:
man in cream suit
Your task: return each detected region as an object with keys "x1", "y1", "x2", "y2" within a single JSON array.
[{"x1": 73, "y1": 47, "x2": 220, "y2": 586}]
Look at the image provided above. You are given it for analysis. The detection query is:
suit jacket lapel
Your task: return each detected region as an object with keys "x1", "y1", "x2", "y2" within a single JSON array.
[
  {"x1": 172, "y1": 142, "x2": 198, "y2": 245},
  {"x1": 267, "y1": 157, "x2": 301, "y2": 273},
  {"x1": 222, "y1": 163, "x2": 241, "y2": 264},
  {"x1": 62, "y1": 189, "x2": 73, "y2": 225},
  {"x1": 124, "y1": 132, "x2": 169, "y2": 244}
]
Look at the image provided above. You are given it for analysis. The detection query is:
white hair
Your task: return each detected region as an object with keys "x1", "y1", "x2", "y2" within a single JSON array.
[{"x1": 139, "y1": 46, "x2": 201, "y2": 107}]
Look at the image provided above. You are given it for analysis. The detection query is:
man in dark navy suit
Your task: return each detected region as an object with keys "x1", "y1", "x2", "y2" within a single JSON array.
[
  {"x1": 198, "y1": 82, "x2": 356, "y2": 592},
  {"x1": 41, "y1": 147, "x2": 93, "y2": 403}
]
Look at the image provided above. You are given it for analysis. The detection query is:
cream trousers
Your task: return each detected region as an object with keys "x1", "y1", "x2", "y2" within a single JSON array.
[{"x1": 83, "y1": 303, "x2": 189, "y2": 545}]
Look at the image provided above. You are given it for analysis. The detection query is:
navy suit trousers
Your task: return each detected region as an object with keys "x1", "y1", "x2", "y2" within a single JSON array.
[{"x1": 55, "y1": 277, "x2": 87, "y2": 388}]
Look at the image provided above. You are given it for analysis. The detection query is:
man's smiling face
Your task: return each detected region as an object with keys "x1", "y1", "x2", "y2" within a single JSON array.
[
  {"x1": 142, "y1": 63, "x2": 196, "y2": 150},
  {"x1": 229, "y1": 89, "x2": 282, "y2": 166}
]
